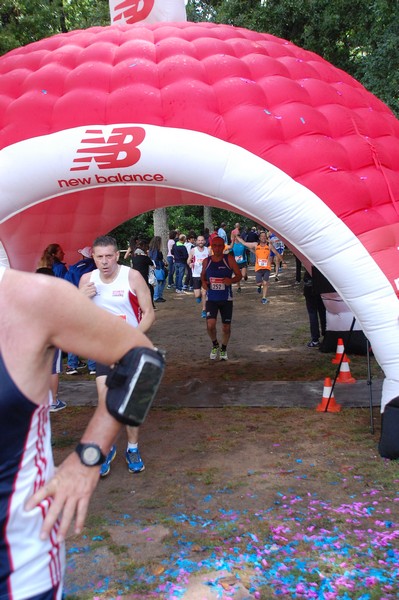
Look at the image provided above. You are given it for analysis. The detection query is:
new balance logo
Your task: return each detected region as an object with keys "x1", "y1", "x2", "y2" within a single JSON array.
[
  {"x1": 71, "y1": 127, "x2": 145, "y2": 171},
  {"x1": 112, "y1": 0, "x2": 154, "y2": 24}
]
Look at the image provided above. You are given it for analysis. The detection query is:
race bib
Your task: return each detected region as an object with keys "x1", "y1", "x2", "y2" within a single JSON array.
[
  {"x1": 209, "y1": 277, "x2": 225, "y2": 291},
  {"x1": 258, "y1": 259, "x2": 268, "y2": 267}
]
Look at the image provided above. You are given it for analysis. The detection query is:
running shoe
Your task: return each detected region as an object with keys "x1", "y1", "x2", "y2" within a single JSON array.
[
  {"x1": 196, "y1": 297, "x2": 202, "y2": 304},
  {"x1": 201, "y1": 310, "x2": 207, "y2": 318},
  {"x1": 307, "y1": 340, "x2": 320, "y2": 348},
  {"x1": 77, "y1": 360, "x2": 87, "y2": 370},
  {"x1": 65, "y1": 367, "x2": 78, "y2": 375},
  {"x1": 89, "y1": 370, "x2": 96, "y2": 375},
  {"x1": 257, "y1": 286, "x2": 261, "y2": 294},
  {"x1": 49, "y1": 398, "x2": 66, "y2": 412},
  {"x1": 220, "y1": 349, "x2": 228, "y2": 361},
  {"x1": 210, "y1": 345, "x2": 219, "y2": 360},
  {"x1": 237, "y1": 287, "x2": 242, "y2": 293},
  {"x1": 275, "y1": 276, "x2": 279, "y2": 282},
  {"x1": 100, "y1": 445, "x2": 117, "y2": 477},
  {"x1": 261, "y1": 298, "x2": 269, "y2": 304},
  {"x1": 125, "y1": 448, "x2": 145, "y2": 473}
]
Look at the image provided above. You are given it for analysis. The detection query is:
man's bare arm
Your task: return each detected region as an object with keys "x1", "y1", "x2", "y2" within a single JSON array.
[
  {"x1": 14, "y1": 273, "x2": 155, "y2": 541},
  {"x1": 235, "y1": 234, "x2": 256, "y2": 250}
]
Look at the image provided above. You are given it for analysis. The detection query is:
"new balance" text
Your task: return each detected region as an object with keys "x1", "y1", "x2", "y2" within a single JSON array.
[{"x1": 58, "y1": 172, "x2": 165, "y2": 188}]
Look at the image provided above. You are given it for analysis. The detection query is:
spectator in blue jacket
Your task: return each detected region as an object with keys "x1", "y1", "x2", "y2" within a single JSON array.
[
  {"x1": 64, "y1": 246, "x2": 96, "y2": 286},
  {"x1": 37, "y1": 243, "x2": 68, "y2": 278},
  {"x1": 64, "y1": 246, "x2": 96, "y2": 375}
]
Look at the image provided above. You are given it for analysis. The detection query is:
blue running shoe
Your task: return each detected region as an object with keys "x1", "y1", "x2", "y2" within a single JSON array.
[
  {"x1": 126, "y1": 447, "x2": 145, "y2": 473},
  {"x1": 49, "y1": 398, "x2": 67, "y2": 412},
  {"x1": 261, "y1": 298, "x2": 269, "y2": 304},
  {"x1": 100, "y1": 445, "x2": 116, "y2": 477},
  {"x1": 196, "y1": 297, "x2": 201, "y2": 303},
  {"x1": 201, "y1": 310, "x2": 207, "y2": 318}
]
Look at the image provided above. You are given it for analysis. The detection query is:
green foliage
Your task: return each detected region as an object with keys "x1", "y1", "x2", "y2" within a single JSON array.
[
  {"x1": 0, "y1": 0, "x2": 60, "y2": 53},
  {"x1": 63, "y1": 0, "x2": 110, "y2": 31},
  {"x1": 0, "y1": 0, "x2": 109, "y2": 54},
  {"x1": 353, "y1": 3, "x2": 399, "y2": 116},
  {"x1": 109, "y1": 206, "x2": 260, "y2": 247},
  {"x1": 108, "y1": 211, "x2": 154, "y2": 250},
  {"x1": 186, "y1": 0, "x2": 218, "y2": 22},
  {"x1": 166, "y1": 205, "x2": 204, "y2": 235}
]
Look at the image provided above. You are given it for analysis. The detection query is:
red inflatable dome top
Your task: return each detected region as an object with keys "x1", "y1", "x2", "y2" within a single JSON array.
[{"x1": 0, "y1": 21, "x2": 399, "y2": 280}]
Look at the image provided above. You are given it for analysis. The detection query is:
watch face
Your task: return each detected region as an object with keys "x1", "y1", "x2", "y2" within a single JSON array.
[{"x1": 82, "y1": 445, "x2": 101, "y2": 466}]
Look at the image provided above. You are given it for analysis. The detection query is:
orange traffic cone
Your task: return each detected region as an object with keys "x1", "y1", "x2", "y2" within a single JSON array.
[
  {"x1": 332, "y1": 338, "x2": 350, "y2": 364},
  {"x1": 317, "y1": 377, "x2": 341, "y2": 412},
  {"x1": 336, "y1": 355, "x2": 356, "y2": 384}
]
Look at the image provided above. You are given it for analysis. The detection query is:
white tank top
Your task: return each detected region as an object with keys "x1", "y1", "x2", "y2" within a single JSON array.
[
  {"x1": 90, "y1": 264, "x2": 141, "y2": 327},
  {"x1": 191, "y1": 247, "x2": 209, "y2": 278}
]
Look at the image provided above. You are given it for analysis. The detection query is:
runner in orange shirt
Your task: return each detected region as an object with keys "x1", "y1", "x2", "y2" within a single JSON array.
[{"x1": 235, "y1": 231, "x2": 279, "y2": 304}]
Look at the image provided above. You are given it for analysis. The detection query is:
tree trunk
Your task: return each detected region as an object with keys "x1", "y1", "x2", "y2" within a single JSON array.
[
  {"x1": 50, "y1": 0, "x2": 67, "y2": 33},
  {"x1": 203, "y1": 206, "x2": 213, "y2": 233},
  {"x1": 153, "y1": 208, "x2": 169, "y2": 257}
]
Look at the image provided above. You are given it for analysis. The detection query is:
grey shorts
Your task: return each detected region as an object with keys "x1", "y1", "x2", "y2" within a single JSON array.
[{"x1": 255, "y1": 269, "x2": 271, "y2": 284}]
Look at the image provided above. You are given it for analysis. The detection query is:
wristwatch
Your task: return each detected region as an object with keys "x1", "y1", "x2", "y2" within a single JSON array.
[{"x1": 75, "y1": 443, "x2": 106, "y2": 467}]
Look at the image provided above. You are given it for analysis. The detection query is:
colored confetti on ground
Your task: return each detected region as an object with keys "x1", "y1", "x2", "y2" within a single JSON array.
[{"x1": 65, "y1": 487, "x2": 399, "y2": 599}]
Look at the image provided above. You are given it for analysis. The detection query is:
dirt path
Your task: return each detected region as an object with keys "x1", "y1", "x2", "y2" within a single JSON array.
[
  {"x1": 54, "y1": 258, "x2": 394, "y2": 600},
  {"x1": 150, "y1": 260, "x2": 312, "y2": 383}
]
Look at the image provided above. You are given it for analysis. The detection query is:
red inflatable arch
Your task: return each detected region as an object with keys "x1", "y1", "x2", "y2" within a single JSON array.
[{"x1": 1, "y1": 22, "x2": 399, "y2": 434}]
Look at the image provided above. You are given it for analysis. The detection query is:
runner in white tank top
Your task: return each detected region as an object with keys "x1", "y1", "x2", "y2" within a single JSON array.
[
  {"x1": 188, "y1": 236, "x2": 210, "y2": 317},
  {"x1": 191, "y1": 245, "x2": 210, "y2": 278},
  {"x1": 90, "y1": 264, "x2": 141, "y2": 327},
  {"x1": 79, "y1": 236, "x2": 155, "y2": 478}
]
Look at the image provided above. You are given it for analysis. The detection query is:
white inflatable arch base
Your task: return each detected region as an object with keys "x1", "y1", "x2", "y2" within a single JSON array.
[{"x1": 1, "y1": 124, "x2": 399, "y2": 455}]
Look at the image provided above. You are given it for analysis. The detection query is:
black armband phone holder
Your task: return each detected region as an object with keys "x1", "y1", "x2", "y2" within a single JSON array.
[{"x1": 106, "y1": 347, "x2": 165, "y2": 426}]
